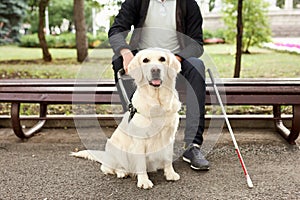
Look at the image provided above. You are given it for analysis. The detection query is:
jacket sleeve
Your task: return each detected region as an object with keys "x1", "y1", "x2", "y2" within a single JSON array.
[
  {"x1": 108, "y1": 0, "x2": 139, "y2": 56},
  {"x1": 176, "y1": 0, "x2": 204, "y2": 59}
]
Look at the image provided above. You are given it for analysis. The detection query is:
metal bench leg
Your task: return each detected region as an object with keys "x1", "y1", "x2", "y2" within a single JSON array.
[
  {"x1": 287, "y1": 105, "x2": 300, "y2": 144},
  {"x1": 273, "y1": 105, "x2": 299, "y2": 145},
  {"x1": 11, "y1": 103, "x2": 47, "y2": 139}
]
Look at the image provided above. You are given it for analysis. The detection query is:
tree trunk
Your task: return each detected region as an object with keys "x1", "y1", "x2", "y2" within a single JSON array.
[
  {"x1": 234, "y1": 0, "x2": 243, "y2": 78},
  {"x1": 38, "y1": 0, "x2": 52, "y2": 62},
  {"x1": 74, "y1": 0, "x2": 88, "y2": 62}
]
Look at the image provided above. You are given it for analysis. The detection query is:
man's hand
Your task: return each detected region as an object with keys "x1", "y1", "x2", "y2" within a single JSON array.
[
  {"x1": 175, "y1": 55, "x2": 182, "y2": 62},
  {"x1": 120, "y1": 49, "x2": 134, "y2": 74}
]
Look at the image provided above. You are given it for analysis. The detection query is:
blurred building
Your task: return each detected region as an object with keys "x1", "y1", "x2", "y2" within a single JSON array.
[{"x1": 200, "y1": 0, "x2": 300, "y2": 37}]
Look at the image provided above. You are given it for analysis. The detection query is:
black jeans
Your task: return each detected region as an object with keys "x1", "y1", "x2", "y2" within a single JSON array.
[
  {"x1": 112, "y1": 56, "x2": 206, "y2": 146},
  {"x1": 179, "y1": 57, "x2": 205, "y2": 146}
]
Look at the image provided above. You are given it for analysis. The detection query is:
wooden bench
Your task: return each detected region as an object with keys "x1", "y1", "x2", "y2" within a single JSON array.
[{"x1": 0, "y1": 78, "x2": 299, "y2": 144}]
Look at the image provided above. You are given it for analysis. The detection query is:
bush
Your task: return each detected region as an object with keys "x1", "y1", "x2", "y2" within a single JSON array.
[
  {"x1": 47, "y1": 33, "x2": 76, "y2": 48},
  {"x1": 214, "y1": 29, "x2": 226, "y2": 40},
  {"x1": 203, "y1": 29, "x2": 226, "y2": 40},
  {"x1": 203, "y1": 29, "x2": 226, "y2": 44},
  {"x1": 19, "y1": 32, "x2": 110, "y2": 48},
  {"x1": 19, "y1": 34, "x2": 40, "y2": 47},
  {"x1": 203, "y1": 30, "x2": 214, "y2": 40},
  {"x1": 87, "y1": 32, "x2": 110, "y2": 48}
]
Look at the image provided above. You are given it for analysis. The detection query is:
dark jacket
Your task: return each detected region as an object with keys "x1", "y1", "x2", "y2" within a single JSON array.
[{"x1": 108, "y1": 0, "x2": 204, "y2": 61}]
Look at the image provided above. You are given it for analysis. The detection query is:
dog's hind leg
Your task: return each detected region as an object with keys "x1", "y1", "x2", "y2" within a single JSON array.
[
  {"x1": 100, "y1": 165, "x2": 115, "y2": 175},
  {"x1": 164, "y1": 163, "x2": 180, "y2": 181}
]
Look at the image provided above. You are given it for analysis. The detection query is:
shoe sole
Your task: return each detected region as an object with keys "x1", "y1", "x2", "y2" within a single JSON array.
[{"x1": 183, "y1": 156, "x2": 210, "y2": 171}]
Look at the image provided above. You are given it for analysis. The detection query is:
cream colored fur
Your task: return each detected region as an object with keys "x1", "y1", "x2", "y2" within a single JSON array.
[{"x1": 71, "y1": 48, "x2": 181, "y2": 189}]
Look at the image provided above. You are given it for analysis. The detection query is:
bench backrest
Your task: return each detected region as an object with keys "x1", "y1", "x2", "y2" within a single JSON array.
[{"x1": 1, "y1": 78, "x2": 300, "y2": 105}]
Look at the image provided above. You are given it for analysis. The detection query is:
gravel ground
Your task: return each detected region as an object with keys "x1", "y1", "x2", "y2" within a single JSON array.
[{"x1": 0, "y1": 128, "x2": 299, "y2": 200}]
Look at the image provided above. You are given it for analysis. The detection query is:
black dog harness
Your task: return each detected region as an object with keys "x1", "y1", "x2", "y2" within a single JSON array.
[{"x1": 128, "y1": 103, "x2": 137, "y2": 123}]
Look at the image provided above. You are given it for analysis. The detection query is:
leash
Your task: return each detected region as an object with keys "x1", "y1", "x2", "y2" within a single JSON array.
[{"x1": 117, "y1": 69, "x2": 137, "y2": 123}]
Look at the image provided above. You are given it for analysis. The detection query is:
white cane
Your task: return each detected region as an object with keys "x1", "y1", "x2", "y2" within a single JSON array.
[{"x1": 208, "y1": 68, "x2": 253, "y2": 188}]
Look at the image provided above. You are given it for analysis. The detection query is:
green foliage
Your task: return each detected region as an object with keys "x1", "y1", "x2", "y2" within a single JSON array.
[
  {"x1": 48, "y1": 0, "x2": 73, "y2": 29},
  {"x1": 203, "y1": 29, "x2": 226, "y2": 40},
  {"x1": 222, "y1": 0, "x2": 271, "y2": 53},
  {"x1": 276, "y1": 0, "x2": 300, "y2": 8},
  {"x1": 209, "y1": 0, "x2": 216, "y2": 12},
  {"x1": 87, "y1": 32, "x2": 110, "y2": 48},
  {"x1": 276, "y1": 0, "x2": 284, "y2": 8},
  {"x1": 47, "y1": 33, "x2": 76, "y2": 48},
  {"x1": 0, "y1": 0, "x2": 28, "y2": 44},
  {"x1": 24, "y1": 0, "x2": 74, "y2": 33},
  {"x1": 19, "y1": 33, "x2": 39, "y2": 47},
  {"x1": 24, "y1": 0, "x2": 102, "y2": 34},
  {"x1": 19, "y1": 32, "x2": 110, "y2": 48},
  {"x1": 203, "y1": 30, "x2": 214, "y2": 40}
]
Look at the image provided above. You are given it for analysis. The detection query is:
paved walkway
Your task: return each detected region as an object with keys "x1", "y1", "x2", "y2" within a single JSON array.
[{"x1": 0, "y1": 128, "x2": 299, "y2": 199}]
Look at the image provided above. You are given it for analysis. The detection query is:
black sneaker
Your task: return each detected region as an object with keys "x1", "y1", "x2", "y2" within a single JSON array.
[{"x1": 183, "y1": 144, "x2": 210, "y2": 170}]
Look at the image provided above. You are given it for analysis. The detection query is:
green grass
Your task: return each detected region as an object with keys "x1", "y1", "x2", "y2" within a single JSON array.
[
  {"x1": 0, "y1": 46, "x2": 114, "y2": 79},
  {"x1": 0, "y1": 45, "x2": 77, "y2": 60},
  {"x1": 204, "y1": 44, "x2": 300, "y2": 78},
  {"x1": 0, "y1": 44, "x2": 299, "y2": 79}
]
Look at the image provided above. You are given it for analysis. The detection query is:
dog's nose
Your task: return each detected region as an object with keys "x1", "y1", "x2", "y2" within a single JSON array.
[
  {"x1": 151, "y1": 67, "x2": 161, "y2": 75},
  {"x1": 151, "y1": 67, "x2": 161, "y2": 79}
]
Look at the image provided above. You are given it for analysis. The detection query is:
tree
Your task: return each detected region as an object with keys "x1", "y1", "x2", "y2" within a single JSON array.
[
  {"x1": 0, "y1": 0, "x2": 27, "y2": 44},
  {"x1": 26, "y1": 0, "x2": 52, "y2": 62},
  {"x1": 234, "y1": 0, "x2": 243, "y2": 78},
  {"x1": 222, "y1": 0, "x2": 271, "y2": 54},
  {"x1": 74, "y1": 0, "x2": 88, "y2": 62},
  {"x1": 38, "y1": 0, "x2": 52, "y2": 62}
]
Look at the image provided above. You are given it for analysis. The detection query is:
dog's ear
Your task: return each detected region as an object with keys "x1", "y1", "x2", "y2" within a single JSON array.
[
  {"x1": 167, "y1": 54, "x2": 181, "y2": 78},
  {"x1": 128, "y1": 55, "x2": 143, "y2": 83}
]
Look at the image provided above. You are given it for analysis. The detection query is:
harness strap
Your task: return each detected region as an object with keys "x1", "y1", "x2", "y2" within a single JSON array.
[{"x1": 128, "y1": 103, "x2": 137, "y2": 123}]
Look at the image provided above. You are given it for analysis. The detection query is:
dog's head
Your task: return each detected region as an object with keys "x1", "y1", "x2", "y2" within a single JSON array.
[{"x1": 128, "y1": 48, "x2": 181, "y2": 88}]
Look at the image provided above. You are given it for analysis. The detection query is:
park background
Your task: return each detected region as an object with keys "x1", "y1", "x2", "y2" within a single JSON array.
[
  {"x1": 0, "y1": 1, "x2": 300, "y2": 199},
  {"x1": 0, "y1": 0, "x2": 300, "y2": 117}
]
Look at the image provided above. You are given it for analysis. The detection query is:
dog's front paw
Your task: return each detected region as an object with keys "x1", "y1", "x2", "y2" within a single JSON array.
[
  {"x1": 116, "y1": 170, "x2": 128, "y2": 179},
  {"x1": 137, "y1": 173, "x2": 154, "y2": 189},
  {"x1": 137, "y1": 179, "x2": 154, "y2": 189},
  {"x1": 165, "y1": 171, "x2": 180, "y2": 181}
]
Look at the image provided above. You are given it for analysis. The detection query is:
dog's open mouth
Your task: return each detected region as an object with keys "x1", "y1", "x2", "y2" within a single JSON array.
[{"x1": 149, "y1": 79, "x2": 162, "y2": 87}]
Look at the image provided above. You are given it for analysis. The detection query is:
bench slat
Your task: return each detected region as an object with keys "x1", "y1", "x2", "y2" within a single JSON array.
[
  {"x1": 0, "y1": 93, "x2": 120, "y2": 104},
  {"x1": 1, "y1": 85, "x2": 299, "y2": 94},
  {"x1": 0, "y1": 86, "x2": 117, "y2": 93},
  {"x1": 0, "y1": 79, "x2": 115, "y2": 87},
  {"x1": 1, "y1": 78, "x2": 300, "y2": 86},
  {"x1": 211, "y1": 86, "x2": 300, "y2": 94}
]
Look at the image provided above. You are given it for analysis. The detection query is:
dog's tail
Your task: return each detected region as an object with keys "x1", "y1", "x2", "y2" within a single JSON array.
[{"x1": 70, "y1": 150, "x2": 102, "y2": 162}]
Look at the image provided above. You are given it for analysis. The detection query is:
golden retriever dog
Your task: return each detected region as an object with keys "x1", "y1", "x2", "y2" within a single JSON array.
[{"x1": 71, "y1": 48, "x2": 181, "y2": 189}]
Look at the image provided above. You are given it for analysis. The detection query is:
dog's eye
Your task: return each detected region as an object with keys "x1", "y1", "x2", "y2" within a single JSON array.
[
  {"x1": 159, "y1": 57, "x2": 166, "y2": 62},
  {"x1": 143, "y1": 58, "x2": 150, "y2": 63}
]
